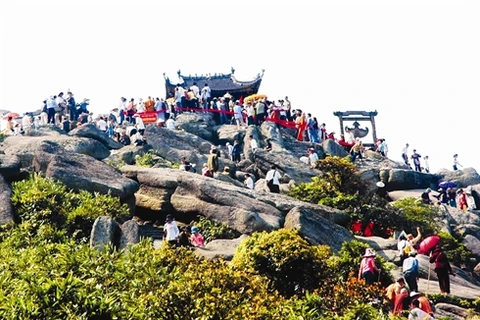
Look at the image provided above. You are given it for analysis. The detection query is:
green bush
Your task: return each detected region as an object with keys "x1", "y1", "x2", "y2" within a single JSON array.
[
  {"x1": 0, "y1": 236, "x2": 289, "y2": 319},
  {"x1": 391, "y1": 197, "x2": 441, "y2": 236},
  {"x1": 10, "y1": 175, "x2": 130, "y2": 241},
  {"x1": 134, "y1": 151, "x2": 157, "y2": 168},
  {"x1": 438, "y1": 231, "x2": 477, "y2": 268},
  {"x1": 193, "y1": 215, "x2": 241, "y2": 243},
  {"x1": 232, "y1": 229, "x2": 332, "y2": 297}
]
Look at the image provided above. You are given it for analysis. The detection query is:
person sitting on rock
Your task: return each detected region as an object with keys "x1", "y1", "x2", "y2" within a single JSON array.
[
  {"x1": 408, "y1": 299, "x2": 434, "y2": 320},
  {"x1": 177, "y1": 226, "x2": 192, "y2": 247},
  {"x1": 180, "y1": 157, "x2": 193, "y2": 173},
  {"x1": 264, "y1": 138, "x2": 272, "y2": 152},
  {"x1": 119, "y1": 131, "x2": 131, "y2": 146},
  {"x1": 190, "y1": 226, "x2": 204, "y2": 247},
  {"x1": 420, "y1": 188, "x2": 432, "y2": 205},
  {"x1": 244, "y1": 173, "x2": 254, "y2": 190},
  {"x1": 202, "y1": 163, "x2": 213, "y2": 178},
  {"x1": 307, "y1": 148, "x2": 319, "y2": 168}
]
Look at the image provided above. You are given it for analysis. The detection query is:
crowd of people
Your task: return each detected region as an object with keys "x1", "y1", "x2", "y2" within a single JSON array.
[
  {"x1": 421, "y1": 186, "x2": 477, "y2": 211},
  {"x1": 359, "y1": 232, "x2": 455, "y2": 319}
]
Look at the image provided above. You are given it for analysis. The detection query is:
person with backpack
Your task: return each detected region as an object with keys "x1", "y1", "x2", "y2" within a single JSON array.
[{"x1": 265, "y1": 165, "x2": 281, "y2": 193}]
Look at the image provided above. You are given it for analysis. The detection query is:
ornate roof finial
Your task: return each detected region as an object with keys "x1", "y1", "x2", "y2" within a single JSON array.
[{"x1": 177, "y1": 70, "x2": 181, "y2": 76}]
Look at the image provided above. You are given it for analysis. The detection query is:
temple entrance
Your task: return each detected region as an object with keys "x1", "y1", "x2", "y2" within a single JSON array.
[{"x1": 333, "y1": 111, "x2": 378, "y2": 148}]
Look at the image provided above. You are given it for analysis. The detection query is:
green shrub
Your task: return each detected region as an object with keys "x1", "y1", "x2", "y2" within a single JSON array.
[
  {"x1": 391, "y1": 197, "x2": 441, "y2": 236},
  {"x1": 134, "y1": 151, "x2": 157, "y2": 168},
  {"x1": 10, "y1": 175, "x2": 130, "y2": 242},
  {"x1": 194, "y1": 215, "x2": 241, "y2": 243},
  {"x1": 438, "y1": 231, "x2": 476, "y2": 268},
  {"x1": 232, "y1": 229, "x2": 333, "y2": 297}
]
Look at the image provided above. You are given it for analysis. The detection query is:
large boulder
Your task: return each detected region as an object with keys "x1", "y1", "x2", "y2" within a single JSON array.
[
  {"x1": 1, "y1": 135, "x2": 110, "y2": 168},
  {"x1": 321, "y1": 139, "x2": 349, "y2": 158},
  {"x1": 33, "y1": 141, "x2": 138, "y2": 200},
  {"x1": 379, "y1": 168, "x2": 439, "y2": 191},
  {"x1": 195, "y1": 235, "x2": 249, "y2": 261},
  {"x1": 144, "y1": 125, "x2": 214, "y2": 170},
  {"x1": 0, "y1": 175, "x2": 14, "y2": 225},
  {"x1": 216, "y1": 124, "x2": 245, "y2": 145},
  {"x1": 462, "y1": 234, "x2": 480, "y2": 257},
  {"x1": 444, "y1": 206, "x2": 480, "y2": 227},
  {"x1": 259, "y1": 121, "x2": 285, "y2": 152},
  {"x1": 174, "y1": 112, "x2": 216, "y2": 141},
  {"x1": 68, "y1": 123, "x2": 123, "y2": 150},
  {"x1": 90, "y1": 216, "x2": 121, "y2": 250},
  {"x1": 437, "y1": 167, "x2": 480, "y2": 189},
  {"x1": 284, "y1": 206, "x2": 353, "y2": 252},
  {"x1": 104, "y1": 144, "x2": 153, "y2": 166},
  {"x1": 170, "y1": 173, "x2": 284, "y2": 234},
  {"x1": 118, "y1": 220, "x2": 141, "y2": 249},
  {"x1": 0, "y1": 154, "x2": 21, "y2": 181}
]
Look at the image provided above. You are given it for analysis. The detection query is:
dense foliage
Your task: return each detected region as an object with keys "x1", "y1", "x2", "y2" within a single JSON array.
[
  {"x1": 10, "y1": 175, "x2": 131, "y2": 241},
  {"x1": 289, "y1": 157, "x2": 443, "y2": 238},
  {"x1": 232, "y1": 230, "x2": 392, "y2": 317},
  {"x1": 194, "y1": 215, "x2": 241, "y2": 244}
]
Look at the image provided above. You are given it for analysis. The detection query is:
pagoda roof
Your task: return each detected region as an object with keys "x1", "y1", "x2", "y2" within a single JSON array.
[{"x1": 164, "y1": 68, "x2": 264, "y2": 100}]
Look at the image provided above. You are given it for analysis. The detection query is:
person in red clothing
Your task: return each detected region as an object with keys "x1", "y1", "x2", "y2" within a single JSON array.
[
  {"x1": 457, "y1": 188, "x2": 468, "y2": 211},
  {"x1": 392, "y1": 288, "x2": 410, "y2": 317},
  {"x1": 429, "y1": 244, "x2": 455, "y2": 294}
]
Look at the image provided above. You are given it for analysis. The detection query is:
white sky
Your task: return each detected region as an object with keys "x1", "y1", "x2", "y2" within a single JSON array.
[{"x1": 1, "y1": 0, "x2": 479, "y2": 173}]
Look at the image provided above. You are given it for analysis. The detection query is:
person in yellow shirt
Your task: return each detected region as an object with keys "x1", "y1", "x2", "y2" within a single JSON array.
[{"x1": 386, "y1": 278, "x2": 406, "y2": 305}]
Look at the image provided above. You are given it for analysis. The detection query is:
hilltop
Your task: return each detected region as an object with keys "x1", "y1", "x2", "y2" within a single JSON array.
[{"x1": 1, "y1": 112, "x2": 479, "y2": 319}]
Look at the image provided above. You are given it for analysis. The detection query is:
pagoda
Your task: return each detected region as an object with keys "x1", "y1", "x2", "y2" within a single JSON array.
[{"x1": 164, "y1": 68, "x2": 264, "y2": 101}]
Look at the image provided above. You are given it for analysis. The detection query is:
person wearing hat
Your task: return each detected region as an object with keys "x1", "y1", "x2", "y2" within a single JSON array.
[
  {"x1": 163, "y1": 214, "x2": 179, "y2": 245},
  {"x1": 375, "y1": 181, "x2": 392, "y2": 201},
  {"x1": 358, "y1": 248, "x2": 381, "y2": 285},
  {"x1": 190, "y1": 226, "x2": 204, "y2": 247},
  {"x1": 402, "y1": 250, "x2": 419, "y2": 292}
]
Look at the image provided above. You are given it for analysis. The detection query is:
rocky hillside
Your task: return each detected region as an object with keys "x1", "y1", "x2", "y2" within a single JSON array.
[{"x1": 1, "y1": 113, "x2": 480, "y2": 319}]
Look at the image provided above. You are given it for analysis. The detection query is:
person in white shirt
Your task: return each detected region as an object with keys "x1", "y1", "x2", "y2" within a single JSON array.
[
  {"x1": 165, "y1": 116, "x2": 176, "y2": 130},
  {"x1": 136, "y1": 98, "x2": 145, "y2": 113},
  {"x1": 190, "y1": 82, "x2": 200, "y2": 99},
  {"x1": 308, "y1": 148, "x2": 319, "y2": 168},
  {"x1": 201, "y1": 83, "x2": 211, "y2": 109},
  {"x1": 233, "y1": 101, "x2": 245, "y2": 129},
  {"x1": 249, "y1": 135, "x2": 258, "y2": 153},
  {"x1": 408, "y1": 299, "x2": 434, "y2": 320},
  {"x1": 55, "y1": 92, "x2": 66, "y2": 115},
  {"x1": 244, "y1": 174, "x2": 254, "y2": 190},
  {"x1": 345, "y1": 128, "x2": 355, "y2": 144},
  {"x1": 96, "y1": 116, "x2": 108, "y2": 132},
  {"x1": 226, "y1": 142, "x2": 233, "y2": 159},
  {"x1": 423, "y1": 155, "x2": 430, "y2": 173},
  {"x1": 265, "y1": 165, "x2": 281, "y2": 193},
  {"x1": 46, "y1": 95, "x2": 57, "y2": 124},
  {"x1": 134, "y1": 115, "x2": 145, "y2": 135},
  {"x1": 163, "y1": 214, "x2": 180, "y2": 245},
  {"x1": 22, "y1": 113, "x2": 32, "y2": 130}
]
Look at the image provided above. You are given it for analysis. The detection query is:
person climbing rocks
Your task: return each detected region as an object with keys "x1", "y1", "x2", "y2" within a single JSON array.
[
  {"x1": 430, "y1": 244, "x2": 455, "y2": 294},
  {"x1": 457, "y1": 188, "x2": 468, "y2": 211},
  {"x1": 358, "y1": 248, "x2": 381, "y2": 285},
  {"x1": 265, "y1": 165, "x2": 281, "y2": 194},
  {"x1": 402, "y1": 251, "x2": 419, "y2": 292},
  {"x1": 207, "y1": 147, "x2": 219, "y2": 176},
  {"x1": 385, "y1": 278, "x2": 406, "y2": 307}
]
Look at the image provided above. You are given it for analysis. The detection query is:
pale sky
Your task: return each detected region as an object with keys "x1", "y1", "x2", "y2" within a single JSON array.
[{"x1": 1, "y1": 0, "x2": 479, "y2": 174}]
